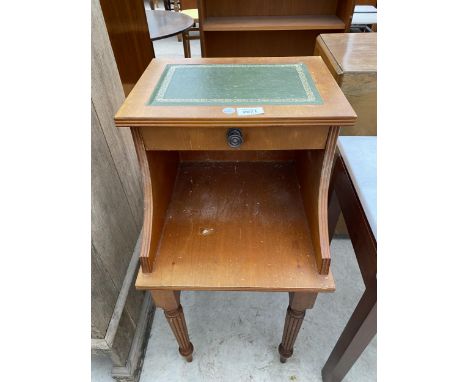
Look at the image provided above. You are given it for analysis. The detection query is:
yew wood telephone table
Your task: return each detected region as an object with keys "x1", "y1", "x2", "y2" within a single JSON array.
[{"x1": 115, "y1": 57, "x2": 356, "y2": 363}]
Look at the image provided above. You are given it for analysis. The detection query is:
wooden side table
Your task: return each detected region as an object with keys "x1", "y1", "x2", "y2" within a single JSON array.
[
  {"x1": 115, "y1": 57, "x2": 356, "y2": 364},
  {"x1": 323, "y1": 137, "x2": 377, "y2": 382},
  {"x1": 314, "y1": 33, "x2": 377, "y2": 136},
  {"x1": 145, "y1": 10, "x2": 194, "y2": 58}
]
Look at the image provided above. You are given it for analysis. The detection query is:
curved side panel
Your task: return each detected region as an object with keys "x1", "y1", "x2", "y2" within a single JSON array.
[
  {"x1": 317, "y1": 126, "x2": 340, "y2": 274},
  {"x1": 296, "y1": 126, "x2": 340, "y2": 275},
  {"x1": 131, "y1": 128, "x2": 152, "y2": 273},
  {"x1": 131, "y1": 127, "x2": 179, "y2": 273}
]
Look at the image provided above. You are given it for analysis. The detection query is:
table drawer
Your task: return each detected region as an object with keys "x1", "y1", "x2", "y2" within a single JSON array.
[{"x1": 139, "y1": 125, "x2": 330, "y2": 151}]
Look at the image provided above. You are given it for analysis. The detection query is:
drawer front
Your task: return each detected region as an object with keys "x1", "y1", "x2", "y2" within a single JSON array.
[{"x1": 139, "y1": 125, "x2": 330, "y2": 151}]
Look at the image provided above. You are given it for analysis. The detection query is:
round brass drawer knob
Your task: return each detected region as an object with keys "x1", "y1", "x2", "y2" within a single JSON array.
[{"x1": 226, "y1": 128, "x2": 243, "y2": 148}]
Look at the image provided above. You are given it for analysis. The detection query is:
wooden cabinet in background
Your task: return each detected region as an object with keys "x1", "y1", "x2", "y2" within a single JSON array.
[
  {"x1": 99, "y1": 0, "x2": 155, "y2": 95},
  {"x1": 314, "y1": 33, "x2": 376, "y2": 136},
  {"x1": 180, "y1": 0, "x2": 197, "y2": 9},
  {"x1": 314, "y1": 32, "x2": 376, "y2": 237},
  {"x1": 198, "y1": 0, "x2": 356, "y2": 57},
  {"x1": 355, "y1": 0, "x2": 377, "y2": 6}
]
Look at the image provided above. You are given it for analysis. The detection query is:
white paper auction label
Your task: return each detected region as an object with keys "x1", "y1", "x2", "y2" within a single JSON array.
[{"x1": 236, "y1": 107, "x2": 264, "y2": 116}]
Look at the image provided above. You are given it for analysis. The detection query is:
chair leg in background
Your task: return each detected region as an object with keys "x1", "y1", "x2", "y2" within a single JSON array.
[{"x1": 182, "y1": 31, "x2": 191, "y2": 58}]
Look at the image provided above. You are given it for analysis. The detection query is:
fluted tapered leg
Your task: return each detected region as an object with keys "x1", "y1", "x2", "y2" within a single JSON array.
[
  {"x1": 151, "y1": 290, "x2": 194, "y2": 362},
  {"x1": 279, "y1": 292, "x2": 318, "y2": 363},
  {"x1": 279, "y1": 307, "x2": 306, "y2": 362},
  {"x1": 164, "y1": 305, "x2": 194, "y2": 362}
]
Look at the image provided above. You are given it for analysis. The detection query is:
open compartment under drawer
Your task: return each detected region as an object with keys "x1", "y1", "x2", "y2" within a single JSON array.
[{"x1": 135, "y1": 155, "x2": 335, "y2": 292}]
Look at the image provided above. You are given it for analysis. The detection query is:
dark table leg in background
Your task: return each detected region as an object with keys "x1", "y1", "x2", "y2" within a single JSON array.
[
  {"x1": 328, "y1": 188, "x2": 341, "y2": 243},
  {"x1": 322, "y1": 286, "x2": 376, "y2": 382},
  {"x1": 182, "y1": 31, "x2": 191, "y2": 58},
  {"x1": 322, "y1": 156, "x2": 377, "y2": 382},
  {"x1": 163, "y1": 0, "x2": 172, "y2": 10}
]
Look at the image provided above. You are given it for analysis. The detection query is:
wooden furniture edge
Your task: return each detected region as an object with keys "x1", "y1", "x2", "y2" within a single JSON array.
[
  {"x1": 315, "y1": 35, "x2": 344, "y2": 85},
  {"x1": 138, "y1": 124, "x2": 329, "y2": 150},
  {"x1": 318, "y1": 126, "x2": 340, "y2": 274},
  {"x1": 337, "y1": 0, "x2": 356, "y2": 31},
  {"x1": 331, "y1": 155, "x2": 377, "y2": 284},
  {"x1": 135, "y1": 284, "x2": 336, "y2": 292},
  {"x1": 201, "y1": 15, "x2": 345, "y2": 32},
  {"x1": 113, "y1": 57, "x2": 357, "y2": 128},
  {"x1": 322, "y1": 152, "x2": 377, "y2": 382},
  {"x1": 296, "y1": 126, "x2": 340, "y2": 275},
  {"x1": 130, "y1": 127, "x2": 178, "y2": 273},
  {"x1": 116, "y1": 118, "x2": 356, "y2": 128},
  {"x1": 131, "y1": 128, "x2": 153, "y2": 272}
]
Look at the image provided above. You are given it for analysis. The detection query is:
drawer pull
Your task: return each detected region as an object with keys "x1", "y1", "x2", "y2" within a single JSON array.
[{"x1": 226, "y1": 128, "x2": 243, "y2": 148}]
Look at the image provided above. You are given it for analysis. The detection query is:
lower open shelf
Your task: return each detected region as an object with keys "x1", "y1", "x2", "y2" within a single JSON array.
[{"x1": 136, "y1": 161, "x2": 335, "y2": 292}]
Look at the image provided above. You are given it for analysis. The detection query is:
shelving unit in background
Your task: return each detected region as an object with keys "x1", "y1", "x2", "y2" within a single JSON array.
[{"x1": 198, "y1": 0, "x2": 356, "y2": 57}]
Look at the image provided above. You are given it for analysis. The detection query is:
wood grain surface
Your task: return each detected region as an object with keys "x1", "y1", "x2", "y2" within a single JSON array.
[
  {"x1": 99, "y1": 0, "x2": 154, "y2": 95},
  {"x1": 202, "y1": 30, "x2": 337, "y2": 58},
  {"x1": 131, "y1": 129, "x2": 179, "y2": 273},
  {"x1": 336, "y1": 0, "x2": 356, "y2": 31},
  {"x1": 198, "y1": 0, "x2": 355, "y2": 57},
  {"x1": 202, "y1": 15, "x2": 345, "y2": 31},
  {"x1": 340, "y1": 74, "x2": 376, "y2": 136},
  {"x1": 180, "y1": 0, "x2": 197, "y2": 9},
  {"x1": 202, "y1": 0, "x2": 339, "y2": 17},
  {"x1": 317, "y1": 33, "x2": 377, "y2": 73},
  {"x1": 296, "y1": 127, "x2": 340, "y2": 274},
  {"x1": 115, "y1": 57, "x2": 357, "y2": 128},
  {"x1": 135, "y1": 161, "x2": 335, "y2": 291},
  {"x1": 323, "y1": 154, "x2": 377, "y2": 382},
  {"x1": 139, "y1": 125, "x2": 329, "y2": 150},
  {"x1": 315, "y1": 33, "x2": 377, "y2": 136},
  {"x1": 179, "y1": 150, "x2": 296, "y2": 162}
]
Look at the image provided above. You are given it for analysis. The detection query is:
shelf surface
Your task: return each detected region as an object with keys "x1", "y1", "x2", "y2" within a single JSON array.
[
  {"x1": 136, "y1": 162, "x2": 335, "y2": 292},
  {"x1": 202, "y1": 15, "x2": 345, "y2": 32}
]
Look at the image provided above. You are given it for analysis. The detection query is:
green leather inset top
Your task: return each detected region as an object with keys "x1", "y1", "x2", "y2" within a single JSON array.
[{"x1": 147, "y1": 63, "x2": 323, "y2": 106}]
